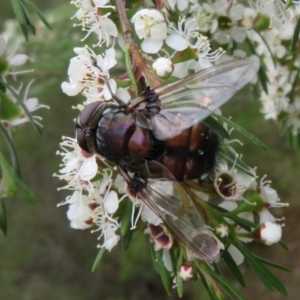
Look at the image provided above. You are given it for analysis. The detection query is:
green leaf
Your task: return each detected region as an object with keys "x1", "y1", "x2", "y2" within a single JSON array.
[
  {"x1": 223, "y1": 251, "x2": 245, "y2": 287},
  {"x1": 0, "y1": 151, "x2": 37, "y2": 203},
  {"x1": 0, "y1": 56, "x2": 9, "y2": 75},
  {"x1": 125, "y1": 43, "x2": 138, "y2": 94},
  {"x1": 155, "y1": 250, "x2": 171, "y2": 295},
  {"x1": 213, "y1": 113, "x2": 268, "y2": 151},
  {"x1": 209, "y1": 271, "x2": 246, "y2": 300},
  {"x1": 258, "y1": 64, "x2": 269, "y2": 94},
  {"x1": 252, "y1": 254, "x2": 292, "y2": 273},
  {"x1": 236, "y1": 242, "x2": 288, "y2": 296},
  {"x1": 24, "y1": 0, "x2": 53, "y2": 30},
  {"x1": 291, "y1": 15, "x2": 300, "y2": 51},
  {"x1": 122, "y1": 227, "x2": 133, "y2": 250},
  {"x1": 0, "y1": 122, "x2": 21, "y2": 177},
  {"x1": 91, "y1": 247, "x2": 105, "y2": 272},
  {"x1": 0, "y1": 152, "x2": 18, "y2": 198},
  {"x1": 198, "y1": 270, "x2": 222, "y2": 300},
  {"x1": 149, "y1": 243, "x2": 159, "y2": 273},
  {"x1": 19, "y1": 0, "x2": 36, "y2": 35},
  {"x1": 120, "y1": 200, "x2": 132, "y2": 236},
  {"x1": 279, "y1": 240, "x2": 289, "y2": 251},
  {"x1": 285, "y1": 0, "x2": 294, "y2": 9},
  {"x1": 10, "y1": 0, "x2": 27, "y2": 24},
  {"x1": 0, "y1": 90, "x2": 22, "y2": 120},
  {"x1": 0, "y1": 199, "x2": 7, "y2": 236},
  {"x1": 203, "y1": 116, "x2": 230, "y2": 139}
]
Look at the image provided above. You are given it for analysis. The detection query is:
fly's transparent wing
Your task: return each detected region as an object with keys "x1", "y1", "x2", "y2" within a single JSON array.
[
  {"x1": 150, "y1": 60, "x2": 259, "y2": 140},
  {"x1": 135, "y1": 161, "x2": 220, "y2": 262}
]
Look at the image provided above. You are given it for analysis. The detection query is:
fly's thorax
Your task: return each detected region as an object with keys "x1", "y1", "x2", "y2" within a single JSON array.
[{"x1": 96, "y1": 111, "x2": 153, "y2": 166}]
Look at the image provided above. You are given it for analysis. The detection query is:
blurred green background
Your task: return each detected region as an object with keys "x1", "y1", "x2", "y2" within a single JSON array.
[{"x1": 1, "y1": 1, "x2": 300, "y2": 299}]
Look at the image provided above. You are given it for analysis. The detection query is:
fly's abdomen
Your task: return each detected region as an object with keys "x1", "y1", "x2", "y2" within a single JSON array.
[{"x1": 162, "y1": 123, "x2": 218, "y2": 181}]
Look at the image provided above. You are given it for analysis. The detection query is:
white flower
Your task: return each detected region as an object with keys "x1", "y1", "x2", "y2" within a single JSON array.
[
  {"x1": 67, "y1": 191, "x2": 94, "y2": 229},
  {"x1": 132, "y1": 9, "x2": 167, "y2": 53},
  {"x1": 0, "y1": 36, "x2": 33, "y2": 77},
  {"x1": 165, "y1": 17, "x2": 224, "y2": 69},
  {"x1": 57, "y1": 136, "x2": 98, "y2": 184},
  {"x1": 255, "y1": 175, "x2": 289, "y2": 224},
  {"x1": 259, "y1": 62, "x2": 292, "y2": 120},
  {"x1": 168, "y1": 0, "x2": 189, "y2": 11},
  {"x1": 285, "y1": 96, "x2": 300, "y2": 135},
  {"x1": 71, "y1": 0, "x2": 118, "y2": 46},
  {"x1": 61, "y1": 46, "x2": 117, "y2": 101},
  {"x1": 214, "y1": 159, "x2": 256, "y2": 201},
  {"x1": 2, "y1": 81, "x2": 49, "y2": 129}
]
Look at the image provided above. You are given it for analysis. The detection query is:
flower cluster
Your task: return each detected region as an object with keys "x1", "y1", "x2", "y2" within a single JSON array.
[
  {"x1": 58, "y1": 0, "x2": 294, "y2": 298},
  {"x1": 0, "y1": 36, "x2": 48, "y2": 133}
]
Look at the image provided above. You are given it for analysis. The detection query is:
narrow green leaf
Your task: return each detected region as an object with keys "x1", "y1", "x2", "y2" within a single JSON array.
[
  {"x1": 291, "y1": 17, "x2": 300, "y2": 51},
  {"x1": 19, "y1": 0, "x2": 36, "y2": 35},
  {"x1": 0, "y1": 152, "x2": 37, "y2": 203},
  {"x1": 0, "y1": 90, "x2": 22, "y2": 120},
  {"x1": 91, "y1": 247, "x2": 106, "y2": 272},
  {"x1": 10, "y1": 0, "x2": 26, "y2": 24},
  {"x1": 120, "y1": 200, "x2": 132, "y2": 236},
  {"x1": 0, "y1": 152, "x2": 18, "y2": 198},
  {"x1": 236, "y1": 242, "x2": 288, "y2": 296},
  {"x1": 252, "y1": 255, "x2": 292, "y2": 273},
  {"x1": 285, "y1": 0, "x2": 294, "y2": 9},
  {"x1": 209, "y1": 271, "x2": 246, "y2": 300},
  {"x1": 0, "y1": 199, "x2": 7, "y2": 236},
  {"x1": 24, "y1": 0, "x2": 53, "y2": 30},
  {"x1": 149, "y1": 243, "x2": 159, "y2": 273},
  {"x1": 213, "y1": 114, "x2": 268, "y2": 151},
  {"x1": 258, "y1": 65, "x2": 269, "y2": 94},
  {"x1": 223, "y1": 251, "x2": 245, "y2": 287},
  {"x1": 176, "y1": 275, "x2": 183, "y2": 298},
  {"x1": 279, "y1": 240, "x2": 289, "y2": 251},
  {"x1": 125, "y1": 43, "x2": 138, "y2": 94},
  {"x1": 0, "y1": 122, "x2": 21, "y2": 177},
  {"x1": 156, "y1": 250, "x2": 171, "y2": 295},
  {"x1": 198, "y1": 271, "x2": 220, "y2": 300},
  {"x1": 203, "y1": 116, "x2": 230, "y2": 139},
  {"x1": 20, "y1": 23, "x2": 29, "y2": 41},
  {"x1": 122, "y1": 227, "x2": 133, "y2": 250}
]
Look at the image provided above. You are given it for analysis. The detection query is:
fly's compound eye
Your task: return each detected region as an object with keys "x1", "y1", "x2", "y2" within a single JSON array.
[{"x1": 75, "y1": 101, "x2": 106, "y2": 153}]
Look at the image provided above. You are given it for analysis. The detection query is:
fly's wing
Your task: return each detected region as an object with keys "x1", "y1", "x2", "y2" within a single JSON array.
[
  {"x1": 126, "y1": 161, "x2": 220, "y2": 262},
  {"x1": 131, "y1": 60, "x2": 258, "y2": 140}
]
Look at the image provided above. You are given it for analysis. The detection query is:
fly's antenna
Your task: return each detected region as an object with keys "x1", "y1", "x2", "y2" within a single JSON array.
[{"x1": 92, "y1": 58, "x2": 126, "y2": 107}]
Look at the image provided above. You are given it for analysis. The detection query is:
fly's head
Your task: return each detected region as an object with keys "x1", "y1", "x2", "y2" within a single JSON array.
[{"x1": 75, "y1": 101, "x2": 108, "y2": 154}]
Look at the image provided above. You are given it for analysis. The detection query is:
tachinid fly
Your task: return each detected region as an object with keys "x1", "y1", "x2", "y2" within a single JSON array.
[{"x1": 75, "y1": 60, "x2": 259, "y2": 261}]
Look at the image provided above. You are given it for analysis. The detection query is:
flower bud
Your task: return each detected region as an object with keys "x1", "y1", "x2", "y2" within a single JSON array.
[
  {"x1": 178, "y1": 263, "x2": 194, "y2": 281},
  {"x1": 152, "y1": 57, "x2": 174, "y2": 78},
  {"x1": 145, "y1": 224, "x2": 173, "y2": 250},
  {"x1": 253, "y1": 222, "x2": 282, "y2": 245},
  {"x1": 253, "y1": 14, "x2": 271, "y2": 31},
  {"x1": 215, "y1": 223, "x2": 229, "y2": 238}
]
